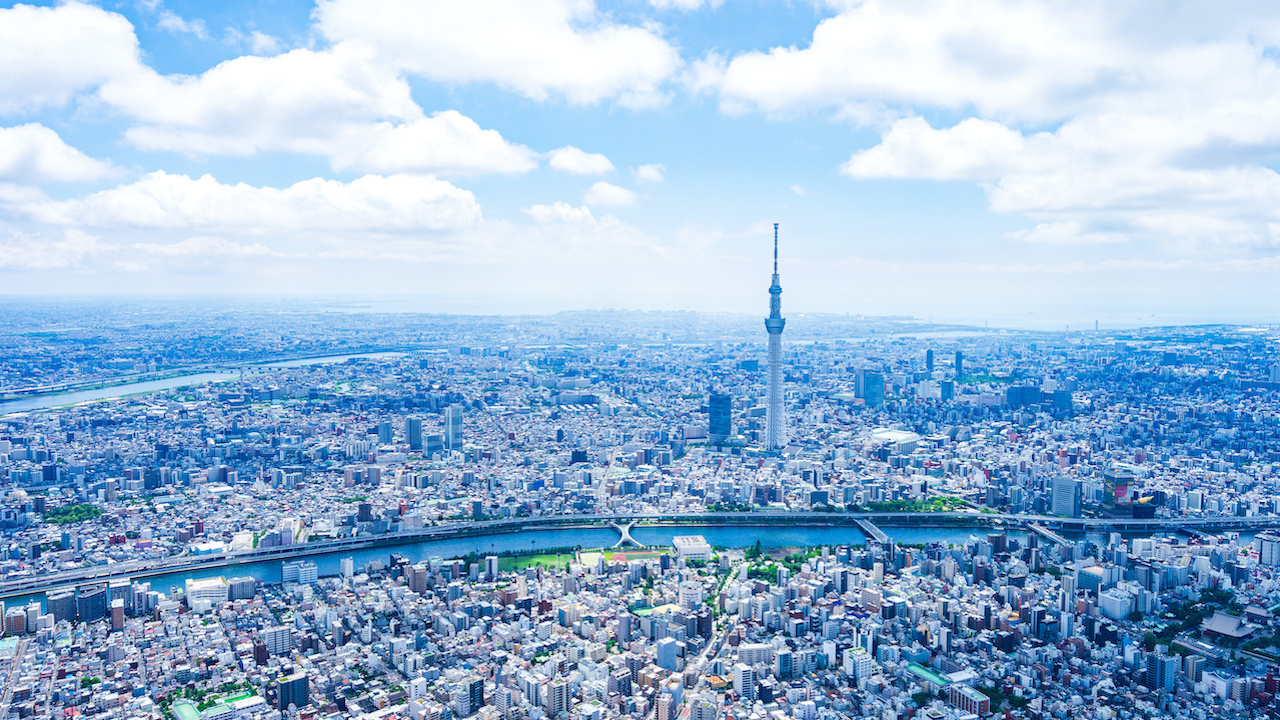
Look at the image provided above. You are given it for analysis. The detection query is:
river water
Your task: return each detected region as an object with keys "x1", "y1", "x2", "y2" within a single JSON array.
[{"x1": 0, "y1": 352, "x2": 406, "y2": 415}]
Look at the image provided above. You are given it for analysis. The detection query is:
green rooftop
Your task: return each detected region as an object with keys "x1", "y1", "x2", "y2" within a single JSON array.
[
  {"x1": 173, "y1": 701, "x2": 201, "y2": 720},
  {"x1": 907, "y1": 663, "x2": 950, "y2": 687}
]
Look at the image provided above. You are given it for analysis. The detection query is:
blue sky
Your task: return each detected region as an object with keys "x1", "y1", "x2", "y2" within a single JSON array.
[{"x1": 3, "y1": 0, "x2": 1280, "y2": 328}]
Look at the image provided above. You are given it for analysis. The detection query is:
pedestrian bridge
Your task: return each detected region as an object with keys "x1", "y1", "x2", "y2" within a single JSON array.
[{"x1": 609, "y1": 520, "x2": 641, "y2": 547}]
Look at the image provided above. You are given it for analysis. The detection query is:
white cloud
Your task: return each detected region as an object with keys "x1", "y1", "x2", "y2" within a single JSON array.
[
  {"x1": 548, "y1": 146, "x2": 615, "y2": 175},
  {"x1": 123, "y1": 236, "x2": 286, "y2": 274},
  {"x1": 102, "y1": 44, "x2": 418, "y2": 156},
  {"x1": 0, "y1": 124, "x2": 117, "y2": 183},
  {"x1": 100, "y1": 45, "x2": 535, "y2": 177},
  {"x1": 0, "y1": 2, "x2": 142, "y2": 113},
  {"x1": 634, "y1": 164, "x2": 665, "y2": 182},
  {"x1": 315, "y1": 0, "x2": 683, "y2": 106},
  {"x1": 18, "y1": 171, "x2": 481, "y2": 233},
  {"x1": 584, "y1": 182, "x2": 638, "y2": 206},
  {"x1": 648, "y1": 0, "x2": 723, "y2": 10},
  {"x1": 681, "y1": 51, "x2": 727, "y2": 96},
  {"x1": 223, "y1": 27, "x2": 283, "y2": 55},
  {"x1": 156, "y1": 9, "x2": 208, "y2": 39},
  {"x1": 842, "y1": 117, "x2": 1033, "y2": 181},
  {"x1": 0, "y1": 228, "x2": 101, "y2": 270},
  {"x1": 249, "y1": 31, "x2": 282, "y2": 55},
  {"x1": 719, "y1": 1, "x2": 1280, "y2": 249},
  {"x1": 790, "y1": 185, "x2": 806, "y2": 196},
  {"x1": 0, "y1": 226, "x2": 294, "y2": 276},
  {"x1": 331, "y1": 112, "x2": 537, "y2": 175},
  {"x1": 526, "y1": 202, "x2": 596, "y2": 225},
  {"x1": 132, "y1": 236, "x2": 283, "y2": 259},
  {"x1": 1006, "y1": 222, "x2": 1127, "y2": 245},
  {"x1": 847, "y1": 115, "x2": 1280, "y2": 248},
  {"x1": 716, "y1": 0, "x2": 1131, "y2": 121}
]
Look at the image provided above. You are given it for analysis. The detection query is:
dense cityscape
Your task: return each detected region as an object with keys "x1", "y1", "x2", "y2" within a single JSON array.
[
  {"x1": 2, "y1": 293, "x2": 1280, "y2": 720},
  {"x1": 7, "y1": 0, "x2": 1280, "y2": 718}
]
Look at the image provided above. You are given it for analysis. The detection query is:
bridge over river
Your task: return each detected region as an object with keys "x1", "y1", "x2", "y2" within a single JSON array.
[{"x1": 1, "y1": 510, "x2": 1268, "y2": 600}]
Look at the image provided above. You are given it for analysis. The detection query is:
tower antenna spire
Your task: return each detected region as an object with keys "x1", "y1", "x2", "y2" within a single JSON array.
[{"x1": 773, "y1": 223, "x2": 779, "y2": 275}]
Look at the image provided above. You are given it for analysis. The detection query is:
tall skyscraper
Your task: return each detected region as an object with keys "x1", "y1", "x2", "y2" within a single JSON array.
[
  {"x1": 954, "y1": 350, "x2": 964, "y2": 378},
  {"x1": 765, "y1": 223, "x2": 786, "y2": 450},
  {"x1": 1052, "y1": 476, "x2": 1082, "y2": 518},
  {"x1": 1145, "y1": 651, "x2": 1178, "y2": 692},
  {"x1": 709, "y1": 391, "x2": 731, "y2": 442},
  {"x1": 733, "y1": 663, "x2": 756, "y2": 701},
  {"x1": 444, "y1": 404, "x2": 464, "y2": 451},
  {"x1": 407, "y1": 416, "x2": 423, "y2": 451},
  {"x1": 276, "y1": 672, "x2": 310, "y2": 710}
]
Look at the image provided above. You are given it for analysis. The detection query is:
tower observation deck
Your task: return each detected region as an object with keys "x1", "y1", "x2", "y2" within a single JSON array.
[{"x1": 765, "y1": 223, "x2": 786, "y2": 450}]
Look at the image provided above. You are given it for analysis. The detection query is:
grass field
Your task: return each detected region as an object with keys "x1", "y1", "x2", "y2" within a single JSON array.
[
  {"x1": 498, "y1": 553, "x2": 575, "y2": 571},
  {"x1": 605, "y1": 550, "x2": 664, "y2": 562},
  {"x1": 496, "y1": 547, "x2": 671, "y2": 572}
]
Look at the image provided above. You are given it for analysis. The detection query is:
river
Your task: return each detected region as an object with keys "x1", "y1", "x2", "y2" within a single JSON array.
[
  {"x1": 4, "y1": 519, "x2": 1238, "y2": 611},
  {"x1": 0, "y1": 352, "x2": 406, "y2": 415},
  {"x1": 6, "y1": 524, "x2": 1023, "y2": 610}
]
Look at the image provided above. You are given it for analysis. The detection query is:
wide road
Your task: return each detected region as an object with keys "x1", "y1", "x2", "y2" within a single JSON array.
[{"x1": 0, "y1": 509, "x2": 1269, "y2": 599}]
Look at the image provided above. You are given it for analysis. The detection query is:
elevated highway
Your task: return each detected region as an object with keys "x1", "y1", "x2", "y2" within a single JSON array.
[
  {"x1": 1, "y1": 510, "x2": 1269, "y2": 600},
  {"x1": 1028, "y1": 523, "x2": 1072, "y2": 547},
  {"x1": 854, "y1": 518, "x2": 890, "y2": 544}
]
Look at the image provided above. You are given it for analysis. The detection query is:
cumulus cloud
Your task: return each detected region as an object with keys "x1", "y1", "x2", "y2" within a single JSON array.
[
  {"x1": 0, "y1": 124, "x2": 117, "y2": 183},
  {"x1": 548, "y1": 146, "x2": 615, "y2": 175},
  {"x1": 847, "y1": 115, "x2": 1280, "y2": 249},
  {"x1": 0, "y1": 2, "x2": 142, "y2": 113},
  {"x1": 716, "y1": 0, "x2": 1127, "y2": 121},
  {"x1": 331, "y1": 112, "x2": 537, "y2": 175},
  {"x1": 584, "y1": 181, "x2": 638, "y2": 206},
  {"x1": 842, "y1": 117, "x2": 1034, "y2": 181},
  {"x1": 18, "y1": 171, "x2": 481, "y2": 233},
  {"x1": 99, "y1": 45, "x2": 536, "y2": 177},
  {"x1": 633, "y1": 164, "x2": 665, "y2": 182},
  {"x1": 102, "y1": 44, "x2": 418, "y2": 156},
  {"x1": 717, "y1": 0, "x2": 1280, "y2": 248},
  {"x1": 315, "y1": 0, "x2": 683, "y2": 107}
]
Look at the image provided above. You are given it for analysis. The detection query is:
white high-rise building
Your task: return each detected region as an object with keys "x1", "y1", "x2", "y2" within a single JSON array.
[
  {"x1": 732, "y1": 663, "x2": 755, "y2": 701},
  {"x1": 1052, "y1": 476, "x2": 1082, "y2": 518},
  {"x1": 444, "y1": 404, "x2": 464, "y2": 450},
  {"x1": 1257, "y1": 531, "x2": 1280, "y2": 566},
  {"x1": 262, "y1": 625, "x2": 291, "y2": 656},
  {"x1": 844, "y1": 647, "x2": 875, "y2": 680},
  {"x1": 765, "y1": 223, "x2": 787, "y2": 450},
  {"x1": 184, "y1": 577, "x2": 228, "y2": 613},
  {"x1": 282, "y1": 560, "x2": 318, "y2": 585},
  {"x1": 545, "y1": 679, "x2": 571, "y2": 716}
]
